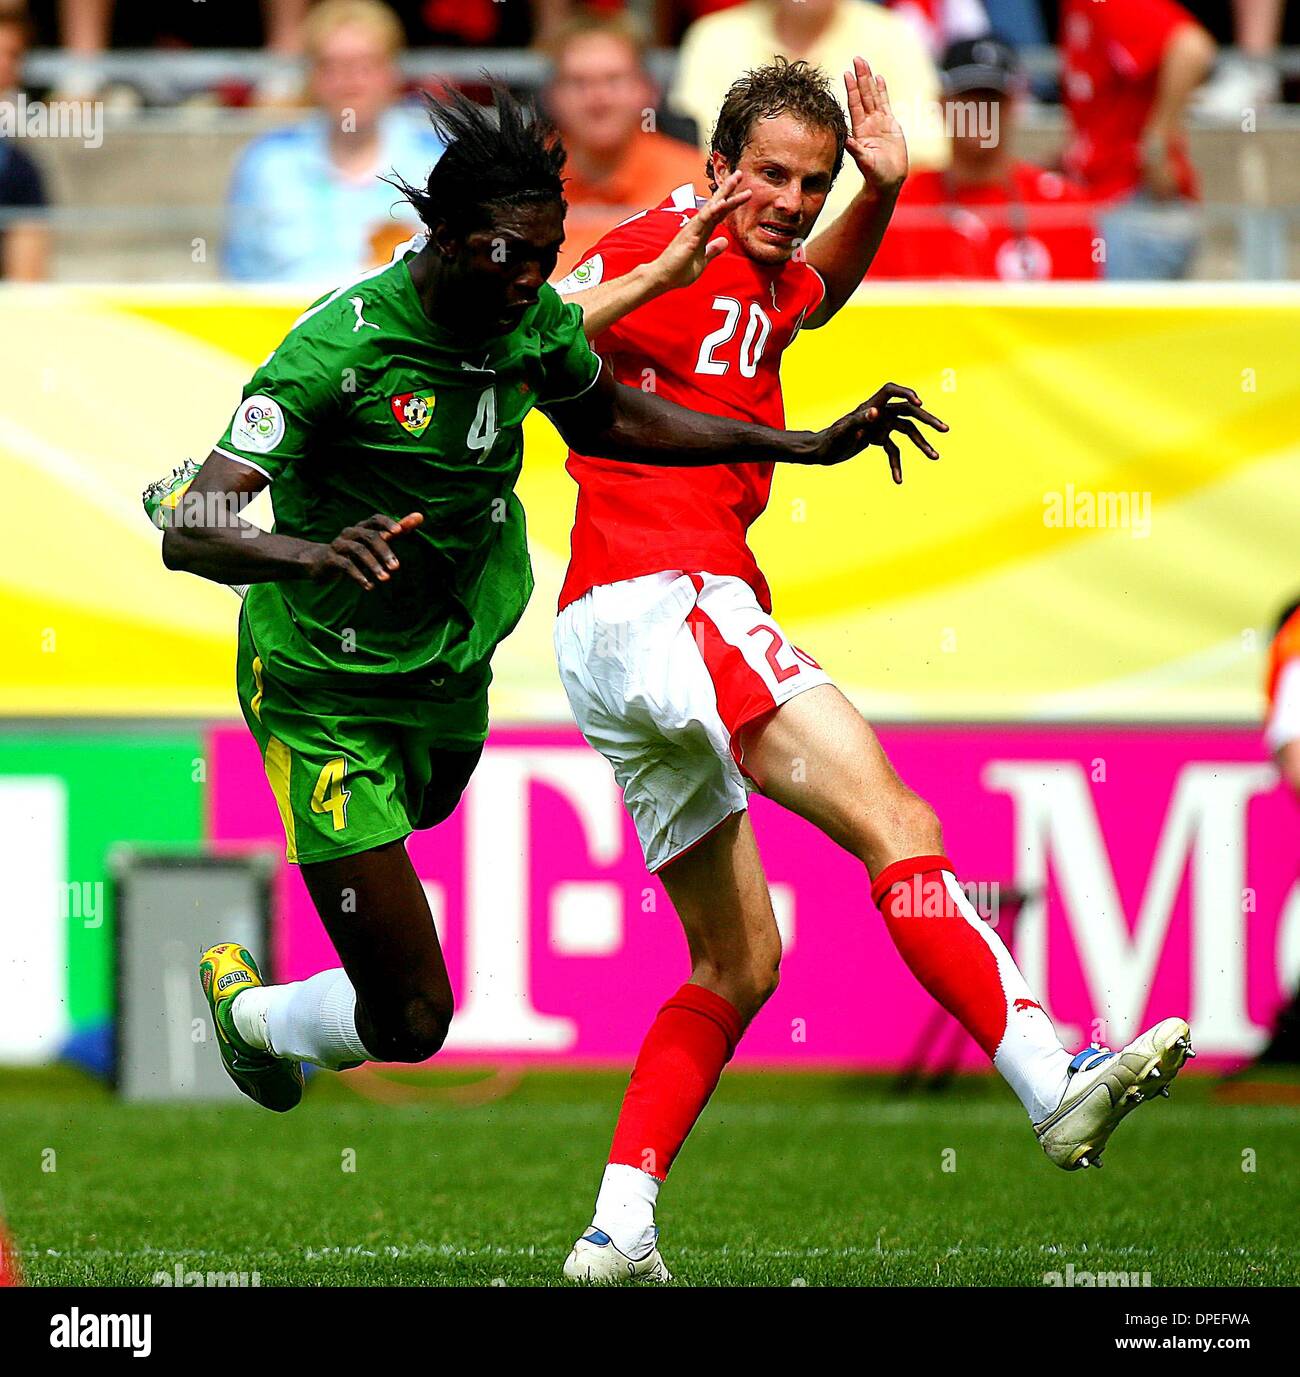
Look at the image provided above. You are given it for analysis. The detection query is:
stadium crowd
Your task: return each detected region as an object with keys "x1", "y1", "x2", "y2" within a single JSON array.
[{"x1": 0, "y1": 0, "x2": 1295, "y2": 282}]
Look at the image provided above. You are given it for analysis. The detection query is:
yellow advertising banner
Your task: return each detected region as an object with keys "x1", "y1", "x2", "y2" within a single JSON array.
[{"x1": 5, "y1": 284, "x2": 1298, "y2": 721}]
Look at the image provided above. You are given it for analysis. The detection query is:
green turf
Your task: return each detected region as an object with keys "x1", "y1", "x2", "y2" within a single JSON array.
[{"x1": 0, "y1": 1064, "x2": 1296, "y2": 1286}]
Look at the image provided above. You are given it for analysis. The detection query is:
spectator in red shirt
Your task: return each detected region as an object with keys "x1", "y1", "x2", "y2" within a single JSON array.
[
  {"x1": 870, "y1": 37, "x2": 1100, "y2": 281},
  {"x1": 1060, "y1": 0, "x2": 1215, "y2": 280}
]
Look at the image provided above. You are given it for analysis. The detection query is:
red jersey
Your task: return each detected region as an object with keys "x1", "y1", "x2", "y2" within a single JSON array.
[
  {"x1": 1267, "y1": 605, "x2": 1300, "y2": 717},
  {"x1": 556, "y1": 185, "x2": 827, "y2": 612},
  {"x1": 1060, "y1": 0, "x2": 1199, "y2": 205},
  {"x1": 869, "y1": 164, "x2": 1101, "y2": 280}
]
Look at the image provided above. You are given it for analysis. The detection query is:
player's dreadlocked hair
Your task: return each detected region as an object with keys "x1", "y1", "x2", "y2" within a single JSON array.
[
  {"x1": 385, "y1": 82, "x2": 567, "y2": 237},
  {"x1": 707, "y1": 57, "x2": 848, "y2": 191}
]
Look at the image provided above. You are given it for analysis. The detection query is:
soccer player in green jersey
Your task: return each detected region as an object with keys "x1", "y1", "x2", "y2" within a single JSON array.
[{"x1": 162, "y1": 86, "x2": 923, "y2": 1113}]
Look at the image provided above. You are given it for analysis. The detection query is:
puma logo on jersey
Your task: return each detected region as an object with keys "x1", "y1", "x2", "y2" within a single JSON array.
[
  {"x1": 350, "y1": 296, "x2": 380, "y2": 332},
  {"x1": 1013, "y1": 998, "x2": 1044, "y2": 1014}
]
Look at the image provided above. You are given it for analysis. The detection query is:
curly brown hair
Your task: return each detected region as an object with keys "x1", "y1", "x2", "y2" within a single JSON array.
[{"x1": 706, "y1": 57, "x2": 848, "y2": 191}]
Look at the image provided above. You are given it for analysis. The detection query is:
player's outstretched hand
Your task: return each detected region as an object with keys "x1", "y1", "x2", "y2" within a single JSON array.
[
  {"x1": 307, "y1": 511, "x2": 424, "y2": 590},
  {"x1": 647, "y1": 171, "x2": 750, "y2": 294},
  {"x1": 804, "y1": 383, "x2": 947, "y2": 479},
  {"x1": 843, "y1": 55, "x2": 908, "y2": 195}
]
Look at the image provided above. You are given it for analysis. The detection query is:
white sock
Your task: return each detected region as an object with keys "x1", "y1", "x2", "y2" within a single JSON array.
[
  {"x1": 230, "y1": 986, "x2": 272, "y2": 1050},
  {"x1": 244, "y1": 968, "x2": 372, "y2": 1070},
  {"x1": 941, "y1": 874, "x2": 1072, "y2": 1122},
  {"x1": 591, "y1": 1163, "x2": 660, "y2": 1259},
  {"x1": 995, "y1": 1020, "x2": 1073, "y2": 1123}
]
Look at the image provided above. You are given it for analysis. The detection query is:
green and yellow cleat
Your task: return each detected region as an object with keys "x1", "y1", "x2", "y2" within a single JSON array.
[
  {"x1": 142, "y1": 458, "x2": 201, "y2": 530},
  {"x1": 198, "y1": 943, "x2": 303, "y2": 1113},
  {"x1": 144, "y1": 459, "x2": 249, "y2": 599}
]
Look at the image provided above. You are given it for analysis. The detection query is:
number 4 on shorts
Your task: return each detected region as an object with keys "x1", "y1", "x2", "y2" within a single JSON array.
[{"x1": 311, "y1": 757, "x2": 350, "y2": 831}]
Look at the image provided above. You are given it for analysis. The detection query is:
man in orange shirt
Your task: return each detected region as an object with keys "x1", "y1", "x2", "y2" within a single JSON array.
[{"x1": 544, "y1": 12, "x2": 703, "y2": 281}]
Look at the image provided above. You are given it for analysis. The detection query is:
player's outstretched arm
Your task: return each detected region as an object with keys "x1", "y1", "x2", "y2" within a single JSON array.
[
  {"x1": 544, "y1": 367, "x2": 946, "y2": 474},
  {"x1": 160, "y1": 451, "x2": 422, "y2": 591},
  {"x1": 558, "y1": 173, "x2": 749, "y2": 341},
  {"x1": 804, "y1": 57, "x2": 908, "y2": 329}
]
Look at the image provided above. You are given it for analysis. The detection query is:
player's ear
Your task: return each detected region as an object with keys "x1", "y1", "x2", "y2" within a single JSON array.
[
  {"x1": 708, "y1": 150, "x2": 732, "y2": 193},
  {"x1": 429, "y1": 218, "x2": 460, "y2": 261}
]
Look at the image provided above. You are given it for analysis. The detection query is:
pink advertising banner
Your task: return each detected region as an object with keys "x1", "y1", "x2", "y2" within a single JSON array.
[{"x1": 208, "y1": 723, "x2": 1300, "y2": 1068}]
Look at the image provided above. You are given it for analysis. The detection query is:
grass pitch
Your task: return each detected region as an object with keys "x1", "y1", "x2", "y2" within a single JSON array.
[{"x1": 1, "y1": 1064, "x2": 1296, "y2": 1287}]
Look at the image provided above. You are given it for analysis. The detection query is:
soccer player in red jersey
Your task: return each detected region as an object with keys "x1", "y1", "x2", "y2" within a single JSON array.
[{"x1": 551, "y1": 57, "x2": 1193, "y2": 1283}]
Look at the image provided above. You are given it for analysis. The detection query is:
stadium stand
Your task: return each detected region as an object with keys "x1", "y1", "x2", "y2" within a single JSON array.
[{"x1": 4, "y1": 0, "x2": 1300, "y2": 281}]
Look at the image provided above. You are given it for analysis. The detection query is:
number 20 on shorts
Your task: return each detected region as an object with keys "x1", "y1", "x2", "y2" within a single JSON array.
[{"x1": 749, "y1": 624, "x2": 820, "y2": 684}]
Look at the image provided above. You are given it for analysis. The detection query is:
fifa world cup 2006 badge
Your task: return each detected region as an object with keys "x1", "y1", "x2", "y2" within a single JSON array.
[
  {"x1": 391, "y1": 391, "x2": 435, "y2": 437},
  {"x1": 556, "y1": 252, "x2": 603, "y2": 294},
  {"x1": 230, "y1": 394, "x2": 285, "y2": 454}
]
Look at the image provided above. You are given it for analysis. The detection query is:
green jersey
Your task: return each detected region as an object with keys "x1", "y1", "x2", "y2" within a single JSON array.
[{"x1": 216, "y1": 249, "x2": 601, "y2": 683}]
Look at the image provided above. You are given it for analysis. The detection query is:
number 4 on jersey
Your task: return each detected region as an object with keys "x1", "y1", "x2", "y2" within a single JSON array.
[{"x1": 467, "y1": 385, "x2": 497, "y2": 462}]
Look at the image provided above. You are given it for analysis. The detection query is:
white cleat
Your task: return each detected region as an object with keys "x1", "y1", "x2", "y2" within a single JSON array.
[
  {"x1": 1035, "y1": 1017, "x2": 1193, "y2": 1172},
  {"x1": 562, "y1": 1228, "x2": 672, "y2": 1285}
]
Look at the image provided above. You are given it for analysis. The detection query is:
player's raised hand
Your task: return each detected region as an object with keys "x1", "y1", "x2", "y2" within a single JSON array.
[
  {"x1": 843, "y1": 55, "x2": 908, "y2": 195},
  {"x1": 803, "y1": 383, "x2": 947, "y2": 477},
  {"x1": 308, "y1": 511, "x2": 424, "y2": 590},
  {"x1": 647, "y1": 171, "x2": 750, "y2": 293}
]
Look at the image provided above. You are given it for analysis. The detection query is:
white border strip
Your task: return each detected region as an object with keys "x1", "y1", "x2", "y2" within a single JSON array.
[{"x1": 212, "y1": 445, "x2": 274, "y2": 481}]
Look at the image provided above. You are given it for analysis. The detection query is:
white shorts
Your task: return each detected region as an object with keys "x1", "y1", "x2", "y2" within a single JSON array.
[{"x1": 554, "y1": 571, "x2": 830, "y2": 872}]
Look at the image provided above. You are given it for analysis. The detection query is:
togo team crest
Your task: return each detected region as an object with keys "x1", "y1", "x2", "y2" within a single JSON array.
[{"x1": 391, "y1": 391, "x2": 436, "y2": 436}]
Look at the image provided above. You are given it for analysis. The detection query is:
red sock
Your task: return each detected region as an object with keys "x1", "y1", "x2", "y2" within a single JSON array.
[
  {"x1": 872, "y1": 854, "x2": 1010, "y2": 1058},
  {"x1": 608, "y1": 983, "x2": 744, "y2": 1181}
]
